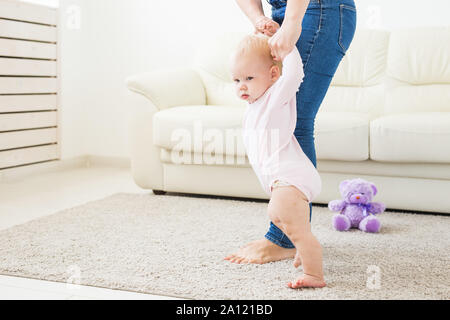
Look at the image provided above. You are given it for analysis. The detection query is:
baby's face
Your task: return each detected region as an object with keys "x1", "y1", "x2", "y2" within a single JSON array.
[{"x1": 230, "y1": 53, "x2": 279, "y2": 104}]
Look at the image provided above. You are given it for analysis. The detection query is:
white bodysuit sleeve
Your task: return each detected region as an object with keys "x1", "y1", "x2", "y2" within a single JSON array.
[{"x1": 270, "y1": 47, "x2": 304, "y2": 105}]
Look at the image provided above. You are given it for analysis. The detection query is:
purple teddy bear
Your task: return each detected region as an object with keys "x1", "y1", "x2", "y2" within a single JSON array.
[{"x1": 329, "y1": 178, "x2": 386, "y2": 233}]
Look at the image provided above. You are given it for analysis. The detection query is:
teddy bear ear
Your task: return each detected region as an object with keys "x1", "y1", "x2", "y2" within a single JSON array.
[
  {"x1": 339, "y1": 180, "x2": 351, "y2": 192},
  {"x1": 370, "y1": 183, "x2": 378, "y2": 196}
]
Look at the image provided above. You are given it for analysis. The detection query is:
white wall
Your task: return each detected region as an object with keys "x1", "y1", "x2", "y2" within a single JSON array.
[
  {"x1": 57, "y1": 0, "x2": 450, "y2": 160},
  {"x1": 58, "y1": 0, "x2": 257, "y2": 159},
  {"x1": 355, "y1": 0, "x2": 450, "y2": 29},
  {"x1": 20, "y1": 0, "x2": 59, "y2": 7}
]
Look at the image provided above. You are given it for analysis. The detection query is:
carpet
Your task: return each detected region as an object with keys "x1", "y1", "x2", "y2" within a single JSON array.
[{"x1": 0, "y1": 192, "x2": 449, "y2": 300}]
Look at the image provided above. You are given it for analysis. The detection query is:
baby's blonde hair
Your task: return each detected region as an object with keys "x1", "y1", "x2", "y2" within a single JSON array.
[{"x1": 232, "y1": 34, "x2": 283, "y2": 75}]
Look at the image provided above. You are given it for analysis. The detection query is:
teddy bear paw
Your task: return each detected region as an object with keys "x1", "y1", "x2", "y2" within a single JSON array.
[
  {"x1": 359, "y1": 215, "x2": 381, "y2": 233},
  {"x1": 332, "y1": 214, "x2": 351, "y2": 231}
]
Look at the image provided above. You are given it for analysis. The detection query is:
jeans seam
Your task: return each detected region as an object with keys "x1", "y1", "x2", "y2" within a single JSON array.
[
  {"x1": 279, "y1": 233, "x2": 295, "y2": 248},
  {"x1": 338, "y1": 4, "x2": 356, "y2": 53},
  {"x1": 341, "y1": 4, "x2": 357, "y2": 12},
  {"x1": 303, "y1": 2, "x2": 323, "y2": 70},
  {"x1": 265, "y1": 229, "x2": 313, "y2": 249},
  {"x1": 264, "y1": 234, "x2": 282, "y2": 247},
  {"x1": 338, "y1": 5, "x2": 345, "y2": 52},
  {"x1": 265, "y1": 233, "x2": 295, "y2": 249}
]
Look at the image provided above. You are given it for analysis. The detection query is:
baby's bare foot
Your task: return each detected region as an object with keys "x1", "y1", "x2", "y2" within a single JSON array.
[
  {"x1": 293, "y1": 251, "x2": 302, "y2": 268},
  {"x1": 224, "y1": 239, "x2": 297, "y2": 264},
  {"x1": 287, "y1": 274, "x2": 326, "y2": 289}
]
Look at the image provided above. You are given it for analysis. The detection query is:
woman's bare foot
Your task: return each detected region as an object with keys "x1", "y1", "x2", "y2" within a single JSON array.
[
  {"x1": 287, "y1": 274, "x2": 326, "y2": 289},
  {"x1": 224, "y1": 238, "x2": 297, "y2": 264}
]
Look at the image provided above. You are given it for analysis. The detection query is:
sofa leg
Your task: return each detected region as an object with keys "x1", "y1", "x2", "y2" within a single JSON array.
[{"x1": 152, "y1": 190, "x2": 167, "y2": 195}]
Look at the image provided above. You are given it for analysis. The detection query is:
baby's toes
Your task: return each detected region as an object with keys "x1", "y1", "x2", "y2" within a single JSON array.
[{"x1": 287, "y1": 278, "x2": 304, "y2": 289}]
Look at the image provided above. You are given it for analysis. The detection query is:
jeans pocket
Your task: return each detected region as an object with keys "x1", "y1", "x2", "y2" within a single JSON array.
[{"x1": 338, "y1": 4, "x2": 357, "y2": 54}]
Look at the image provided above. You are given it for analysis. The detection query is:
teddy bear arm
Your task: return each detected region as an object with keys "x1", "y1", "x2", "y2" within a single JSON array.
[
  {"x1": 328, "y1": 200, "x2": 346, "y2": 212},
  {"x1": 368, "y1": 202, "x2": 386, "y2": 214}
]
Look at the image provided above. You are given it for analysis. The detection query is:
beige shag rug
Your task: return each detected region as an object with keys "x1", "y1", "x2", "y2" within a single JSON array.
[{"x1": 0, "y1": 192, "x2": 449, "y2": 300}]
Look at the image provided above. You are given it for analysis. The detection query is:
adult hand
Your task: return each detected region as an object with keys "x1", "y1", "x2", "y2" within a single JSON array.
[
  {"x1": 254, "y1": 16, "x2": 280, "y2": 37},
  {"x1": 268, "y1": 21, "x2": 302, "y2": 62}
]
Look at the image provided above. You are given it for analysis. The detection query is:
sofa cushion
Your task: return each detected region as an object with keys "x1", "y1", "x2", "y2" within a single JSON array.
[
  {"x1": 153, "y1": 105, "x2": 247, "y2": 158},
  {"x1": 154, "y1": 106, "x2": 371, "y2": 163},
  {"x1": 320, "y1": 85, "x2": 385, "y2": 119},
  {"x1": 331, "y1": 29, "x2": 390, "y2": 87},
  {"x1": 315, "y1": 112, "x2": 370, "y2": 161},
  {"x1": 370, "y1": 112, "x2": 450, "y2": 163},
  {"x1": 385, "y1": 84, "x2": 450, "y2": 114},
  {"x1": 387, "y1": 27, "x2": 450, "y2": 85},
  {"x1": 192, "y1": 31, "x2": 248, "y2": 107},
  {"x1": 125, "y1": 68, "x2": 206, "y2": 110},
  {"x1": 159, "y1": 148, "x2": 251, "y2": 167},
  {"x1": 192, "y1": 29, "x2": 390, "y2": 107},
  {"x1": 192, "y1": 71, "x2": 247, "y2": 107},
  {"x1": 385, "y1": 27, "x2": 450, "y2": 115}
]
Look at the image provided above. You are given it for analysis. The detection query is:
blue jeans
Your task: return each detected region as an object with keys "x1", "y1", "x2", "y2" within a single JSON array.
[{"x1": 264, "y1": 0, "x2": 357, "y2": 248}]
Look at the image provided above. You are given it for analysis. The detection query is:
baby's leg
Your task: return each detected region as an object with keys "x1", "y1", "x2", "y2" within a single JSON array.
[{"x1": 268, "y1": 185, "x2": 326, "y2": 288}]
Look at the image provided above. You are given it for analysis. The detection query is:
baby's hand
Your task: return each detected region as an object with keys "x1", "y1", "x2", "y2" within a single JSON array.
[{"x1": 254, "y1": 16, "x2": 280, "y2": 37}]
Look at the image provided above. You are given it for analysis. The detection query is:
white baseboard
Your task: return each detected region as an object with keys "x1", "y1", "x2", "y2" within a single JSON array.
[{"x1": 0, "y1": 155, "x2": 131, "y2": 183}]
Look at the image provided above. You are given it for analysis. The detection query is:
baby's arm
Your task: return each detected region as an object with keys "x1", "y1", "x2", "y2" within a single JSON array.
[{"x1": 270, "y1": 46, "x2": 304, "y2": 105}]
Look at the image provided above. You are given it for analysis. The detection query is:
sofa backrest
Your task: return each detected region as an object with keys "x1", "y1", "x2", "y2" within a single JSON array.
[
  {"x1": 384, "y1": 26, "x2": 450, "y2": 115},
  {"x1": 320, "y1": 29, "x2": 390, "y2": 119},
  {"x1": 191, "y1": 27, "x2": 449, "y2": 118},
  {"x1": 192, "y1": 29, "x2": 391, "y2": 117},
  {"x1": 192, "y1": 31, "x2": 248, "y2": 107}
]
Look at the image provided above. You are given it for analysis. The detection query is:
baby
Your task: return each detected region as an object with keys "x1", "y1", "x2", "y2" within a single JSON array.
[{"x1": 228, "y1": 34, "x2": 326, "y2": 288}]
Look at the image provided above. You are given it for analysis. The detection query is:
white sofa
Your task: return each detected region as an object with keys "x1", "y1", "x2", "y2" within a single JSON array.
[{"x1": 125, "y1": 27, "x2": 450, "y2": 214}]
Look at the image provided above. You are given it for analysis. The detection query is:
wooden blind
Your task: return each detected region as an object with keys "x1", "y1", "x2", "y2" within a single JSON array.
[{"x1": 0, "y1": 0, "x2": 59, "y2": 170}]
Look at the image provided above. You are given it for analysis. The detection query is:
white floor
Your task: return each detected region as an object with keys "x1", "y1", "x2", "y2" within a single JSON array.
[{"x1": 0, "y1": 162, "x2": 185, "y2": 300}]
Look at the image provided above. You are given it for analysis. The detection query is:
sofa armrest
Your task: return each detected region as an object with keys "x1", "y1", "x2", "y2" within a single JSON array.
[{"x1": 125, "y1": 67, "x2": 206, "y2": 110}]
